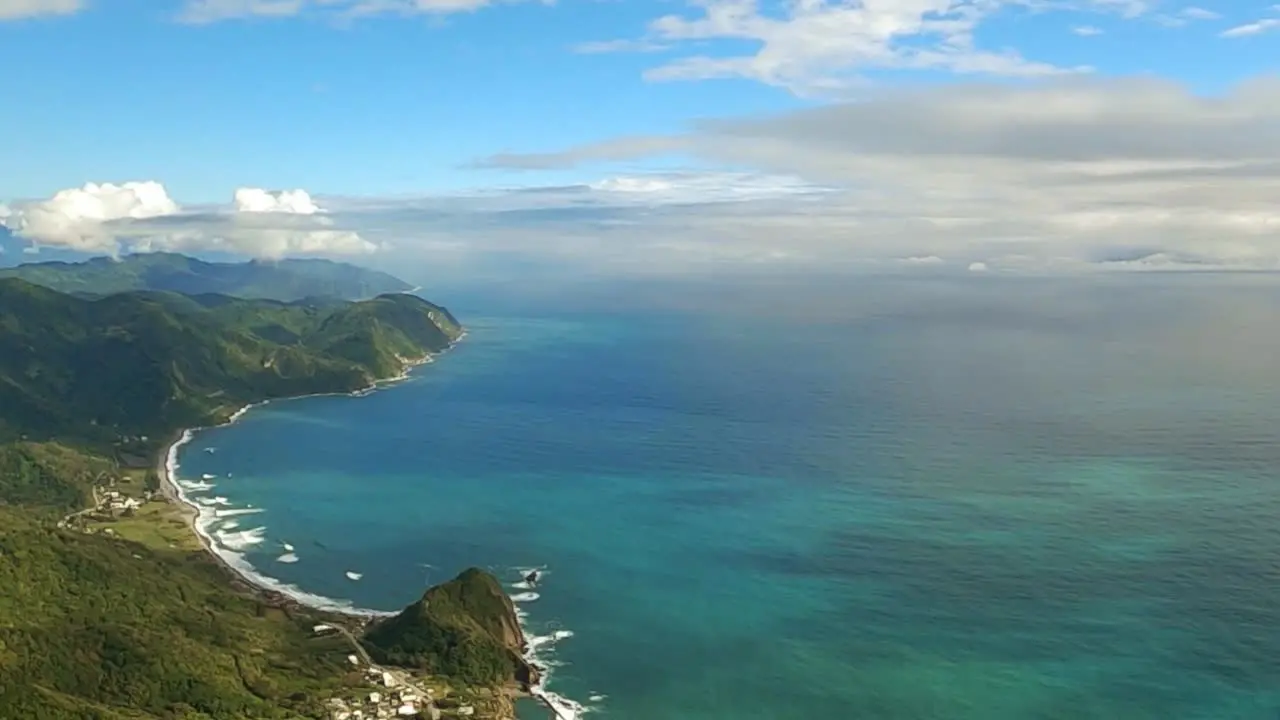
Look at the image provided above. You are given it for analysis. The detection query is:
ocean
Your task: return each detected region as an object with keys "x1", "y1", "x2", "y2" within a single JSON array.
[{"x1": 173, "y1": 273, "x2": 1280, "y2": 719}]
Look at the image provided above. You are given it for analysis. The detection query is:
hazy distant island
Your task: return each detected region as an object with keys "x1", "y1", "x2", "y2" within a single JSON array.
[
  {"x1": 0, "y1": 254, "x2": 545, "y2": 719},
  {"x1": 0, "y1": 251, "x2": 412, "y2": 301}
]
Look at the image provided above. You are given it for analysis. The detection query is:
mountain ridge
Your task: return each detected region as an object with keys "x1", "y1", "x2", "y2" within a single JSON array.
[
  {"x1": 0, "y1": 277, "x2": 460, "y2": 455},
  {"x1": 0, "y1": 252, "x2": 413, "y2": 301}
]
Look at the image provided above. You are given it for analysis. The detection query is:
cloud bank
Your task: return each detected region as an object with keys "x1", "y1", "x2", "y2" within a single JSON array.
[
  {"x1": 7, "y1": 78, "x2": 1279, "y2": 275},
  {"x1": 469, "y1": 76, "x2": 1280, "y2": 273},
  {"x1": 0, "y1": 182, "x2": 377, "y2": 259}
]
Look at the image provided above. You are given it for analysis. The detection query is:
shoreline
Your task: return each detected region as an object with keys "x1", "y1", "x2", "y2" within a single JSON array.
[
  {"x1": 155, "y1": 349, "x2": 445, "y2": 618},
  {"x1": 152, "y1": 332, "x2": 592, "y2": 718}
]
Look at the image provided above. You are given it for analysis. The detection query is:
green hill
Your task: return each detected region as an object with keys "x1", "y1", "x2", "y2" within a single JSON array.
[
  {"x1": 362, "y1": 568, "x2": 537, "y2": 688},
  {"x1": 0, "y1": 278, "x2": 460, "y2": 451},
  {"x1": 0, "y1": 252, "x2": 413, "y2": 301},
  {"x1": 0, "y1": 280, "x2": 469, "y2": 718}
]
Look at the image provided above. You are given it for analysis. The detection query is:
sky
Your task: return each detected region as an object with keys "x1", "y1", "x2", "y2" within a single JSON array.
[{"x1": 0, "y1": 0, "x2": 1278, "y2": 276}]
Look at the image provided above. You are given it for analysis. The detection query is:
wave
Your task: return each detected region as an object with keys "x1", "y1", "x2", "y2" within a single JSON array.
[
  {"x1": 164, "y1": 429, "x2": 394, "y2": 618},
  {"x1": 217, "y1": 526, "x2": 267, "y2": 551},
  {"x1": 346, "y1": 571, "x2": 363, "y2": 581},
  {"x1": 510, "y1": 568, "x2": 591, "y2": 719},
  {"x1": 201, "y1": 473, "x2": 217, "y2": 480},
  {"x1": 158, "y1": 334, "x2": 467, "y2": 621},
  {"x1": 215, "y1": 507, "x2": 263, "y2": 518},
  {"x1": 277, "y1": 553, "x2": 299, "y2": 564},
  {"x1": 196, "y1": 496, "x2": 232, "y2": 507}
]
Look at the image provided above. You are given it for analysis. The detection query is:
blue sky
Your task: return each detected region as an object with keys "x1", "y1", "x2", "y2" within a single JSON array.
[
  {"x1": 1, "y1": 0, "x2": 1274, "y2": 200},
  {"x1": 1, "y1": 0, "x2": 1278, "y2": 275}
]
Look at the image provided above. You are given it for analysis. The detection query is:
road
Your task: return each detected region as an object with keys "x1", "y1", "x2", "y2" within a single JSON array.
[{"x1": 57, "y1": 487, "x2": 100, "y2": 529}]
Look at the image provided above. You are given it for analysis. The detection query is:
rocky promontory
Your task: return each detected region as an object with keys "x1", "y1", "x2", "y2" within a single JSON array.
[{"x1": 361, "y1": 568, "x2": 538, "y2": 690}]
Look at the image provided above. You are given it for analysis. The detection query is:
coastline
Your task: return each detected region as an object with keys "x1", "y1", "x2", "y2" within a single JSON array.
[
  {"x1": 151, "y1": 332, "x2": 591, "y2": 719},
  {"x1": 154, "y1": 351, "x2": 441, "y2": 618}
]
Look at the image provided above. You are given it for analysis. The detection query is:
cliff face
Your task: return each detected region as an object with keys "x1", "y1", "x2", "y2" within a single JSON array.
[{"x1": 361, "y1": 568, "x2": 537, "y2": 688}]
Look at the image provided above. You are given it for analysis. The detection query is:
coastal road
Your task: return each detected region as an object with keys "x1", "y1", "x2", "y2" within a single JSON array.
[{"x1": 331, "y1": 624, "x2": 374, "y2": 666}]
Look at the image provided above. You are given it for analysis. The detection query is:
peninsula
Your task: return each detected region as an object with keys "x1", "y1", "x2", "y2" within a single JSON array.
[{"x1": 0, "y1": 261, "x2": 538, "y2": 719}]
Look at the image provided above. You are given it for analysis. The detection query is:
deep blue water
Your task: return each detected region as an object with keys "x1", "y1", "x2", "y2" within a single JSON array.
[{"x1": 176, "y1": 277, "x2": 1280, "y2": 719}]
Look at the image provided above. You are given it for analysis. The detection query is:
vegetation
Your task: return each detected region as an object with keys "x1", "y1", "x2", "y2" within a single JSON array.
[
  {"x1": 0, "y1": 442, "x2": 113, "y2": 516},
  {"x1": 0, "y1": 502, "x2": 359, "y2": 719},
  {"x1": 0, "y1": 278, "x2": 469, "y2": 718},
  {"x1": 0, "y1": 252, "x2": 412, "y2": 302},
  {"x1": 362, "y1": 569, "x2": 533, "y2": 688},
  {"x1": 0, "y1": 277, "x2": 461, "y2": 451}
]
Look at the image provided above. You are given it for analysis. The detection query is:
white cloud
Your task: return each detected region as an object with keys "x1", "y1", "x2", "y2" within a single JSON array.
[
  {"x1": 178, "y1": 0, "x2": 546, "y2": 23},
  {"x1": 465, "y1": 77, "x2": 1280, "y2": 274},
  {"x1": 0, "y1": 0, "x2": 82, "y2": 20},
  {"x1": 0, "y1": 182, "x2": 377, "y2": 259},
  {"x1": 573, "y1": 0, "x2": 1171, "y2": 93},
  {"x1": 233, "y1": 188, "x2": 322, "y2": 214},
  {"x1": 0, "y1": 182, "x2": 179, "y2": 252},
  {"x1": 573, "y1": 38, "x2": 671, "y2": 54},
  {"x1": 1222, "y1": 17, "x2": 1280, "y2": 36},
  {"x1": 12, "y1": 77, "x2": 1279, "y2": 277},
  {"x1": 1178, "y1": 6, "x2": 1219, "y2": 20},
  {"x1": 1071, "y1": 25, "x2": 1104, "y2": 35},
  {"x1": 1153, "y1": 5, "x2": 1221, "y2": 26}
]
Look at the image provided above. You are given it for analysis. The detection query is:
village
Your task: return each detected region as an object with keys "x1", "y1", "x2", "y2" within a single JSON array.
[
  {"x1": 311, "y1": 620, "x2": 524, "y2": 720},
  {"x1": 316, "y1": 623, "x2": 451, "y2": 720}
]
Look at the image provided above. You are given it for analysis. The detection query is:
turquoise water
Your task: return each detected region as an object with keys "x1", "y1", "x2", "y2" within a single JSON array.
[{"x1": 176, "y1": 277, "x2": 1280, "y2": 719}]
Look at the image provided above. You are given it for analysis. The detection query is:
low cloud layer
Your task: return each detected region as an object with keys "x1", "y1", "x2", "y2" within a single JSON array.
[
  {"x1": 473, "y1": 76, "x2": 1280, "y2": 273},
  {"x1": 0, "y1": 182, "x2": 377, "y2": 259},
  {"x1": 7, "y1": 76, "x2": 1279, "y2": 275}
]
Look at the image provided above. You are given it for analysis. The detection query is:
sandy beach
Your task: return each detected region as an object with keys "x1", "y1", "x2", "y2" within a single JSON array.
[{"x1": 152, "y1": 349, "x2": 446, "y2": 616}]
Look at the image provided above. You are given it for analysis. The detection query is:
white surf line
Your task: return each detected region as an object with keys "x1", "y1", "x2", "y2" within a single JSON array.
[{"x1": 510, "y1": 568, "x2": 589, "y2": 719}]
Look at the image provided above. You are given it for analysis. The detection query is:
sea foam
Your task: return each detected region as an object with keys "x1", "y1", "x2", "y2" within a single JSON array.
[
  {"x1": 165, "y1": 424, "x2": 395, "y2": 619},
  {"x1": 160, "y1": 338, "x2": 465, "y2": 619},
  {"x1": 510, "y1": 568, "x2": 592, "y2": 719}
]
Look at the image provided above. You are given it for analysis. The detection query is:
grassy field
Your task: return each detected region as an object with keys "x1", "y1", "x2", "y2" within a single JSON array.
[{"x1": 86, "y1": 501, "x2": 204, "y2": 553}]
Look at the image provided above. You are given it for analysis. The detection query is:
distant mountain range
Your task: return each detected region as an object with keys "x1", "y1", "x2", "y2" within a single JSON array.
[{"x1": 0, "y1": 252, "x2": 413, "y2": 301}]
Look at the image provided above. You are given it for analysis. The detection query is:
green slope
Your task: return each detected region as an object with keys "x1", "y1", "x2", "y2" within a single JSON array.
[
  {"x1": 0, "y1": 499, "x2": 358, "y2": 720},
  {"x1": 0, "y1": 252, "x2": 413, "y2": 301},
  {"x1": 362, "y1": 568, "x2": 536, "y2": 688},
  {"x1": 0, "y1": 278, "x2": 460, "y2": 451},
  {"x1": 0, "y1": 280, "x2": 470, "y2": 718}
]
